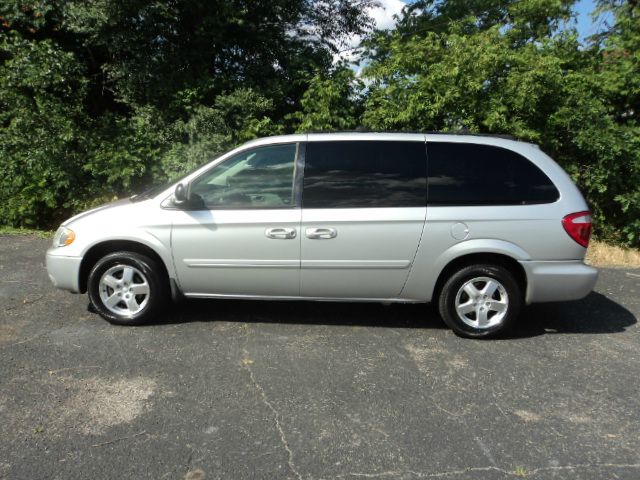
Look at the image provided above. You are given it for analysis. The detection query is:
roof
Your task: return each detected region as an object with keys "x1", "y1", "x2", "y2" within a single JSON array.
[
  {"x1": 305, "y1": 129, "x2": 518, "y2": 140},
  {"x1": 243, "y1": 131, "x2": 535, "y2": 149}
]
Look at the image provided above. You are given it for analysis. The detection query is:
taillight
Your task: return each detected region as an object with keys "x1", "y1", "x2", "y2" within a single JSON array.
[{"x1": 562, "y1": 211, "x2": 592, "y2": 248}]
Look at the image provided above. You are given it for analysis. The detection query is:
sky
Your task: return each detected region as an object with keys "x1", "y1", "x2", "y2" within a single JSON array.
[
  {"x1": 574, "y1": 0, "x2": 612, "y2": 39},
  {"x1": 334, "y1": 0, "x2": 405, "y2": 63}
]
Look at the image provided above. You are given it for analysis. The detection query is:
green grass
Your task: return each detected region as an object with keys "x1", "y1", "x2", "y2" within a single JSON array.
[
  {"x1": 513, "y1": 466, "x2": 529, "y2": 477},
  {"x1": 0, "y1": 226, "x2": 53, "y2": 238}
]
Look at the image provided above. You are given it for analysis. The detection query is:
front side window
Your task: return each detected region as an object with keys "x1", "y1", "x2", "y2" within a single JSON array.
[
  {"x1": 303, "y1": 141, "x2": 427, "y2": 208},
  {"x1": 190, "y1": 143, "x2": 297, "y2": 209},
  {"x1": 427, "y1": 142, "x2": 560, "y2": 205}
]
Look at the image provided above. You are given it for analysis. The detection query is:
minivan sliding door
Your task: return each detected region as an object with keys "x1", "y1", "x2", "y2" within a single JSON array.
[{"x1": 300, "y1": 138, "x2": 428, "y2": 299}]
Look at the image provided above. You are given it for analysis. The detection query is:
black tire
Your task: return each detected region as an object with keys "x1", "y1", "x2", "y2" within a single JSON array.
[
  {"x1": 437, "y1": 264, "x2": 522, "y2": 338},
  {"x1": 87, "y1": 251, "x2": 169, "y2": 326}
]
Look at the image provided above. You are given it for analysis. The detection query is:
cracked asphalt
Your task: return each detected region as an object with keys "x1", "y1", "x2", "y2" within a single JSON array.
[{"x1": 1, "y1": 234, "x2": 639, "y2": 480}]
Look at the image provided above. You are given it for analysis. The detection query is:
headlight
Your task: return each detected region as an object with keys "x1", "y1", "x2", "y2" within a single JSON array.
[{"x1": 52, "y1": 227, "x2": 76, "y2": 247}]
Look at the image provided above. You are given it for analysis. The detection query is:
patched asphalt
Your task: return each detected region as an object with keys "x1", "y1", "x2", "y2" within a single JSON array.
[{"x1": 1, "y1": 235, "x2": 639, "y2": 480}]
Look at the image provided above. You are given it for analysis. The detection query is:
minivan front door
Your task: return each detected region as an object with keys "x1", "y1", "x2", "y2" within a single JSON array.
[
  {"x1": 300, "y1": 138, "x2": 428, "y2": 299},
  {"x1": 171, "y1": 143, "x2": 301, "y2": 297}
]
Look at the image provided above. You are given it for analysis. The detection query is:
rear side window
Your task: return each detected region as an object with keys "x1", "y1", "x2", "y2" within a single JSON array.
[
  {"x1": 427, "y1": 142, "x2": 559, "y2": 205},
  {"x1": 303, "y1": 141, "x2": 427, "y2": 208}
]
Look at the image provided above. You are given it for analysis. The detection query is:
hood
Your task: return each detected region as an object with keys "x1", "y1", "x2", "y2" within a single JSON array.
[{"x1": 62, "y1": 198, "x2": 133, "y2": 226}]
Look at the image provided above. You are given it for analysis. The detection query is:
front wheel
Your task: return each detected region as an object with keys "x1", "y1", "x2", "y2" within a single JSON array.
[
  {"x1": 438, "y1": 264, "x2": 522, "y2": 338},
  {"x1": 87, "y1": 251, "x2": 168, "y2": 325}
]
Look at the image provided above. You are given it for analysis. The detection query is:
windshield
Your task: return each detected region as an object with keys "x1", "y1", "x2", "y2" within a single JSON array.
[{"x1": 130, "y1": 181, "x2": 175, "y2": 202}]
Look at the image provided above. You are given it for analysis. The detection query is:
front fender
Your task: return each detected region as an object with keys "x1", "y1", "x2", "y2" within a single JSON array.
[{"x1": 78, "y1": 228, "x2": 176, "y2": 280}]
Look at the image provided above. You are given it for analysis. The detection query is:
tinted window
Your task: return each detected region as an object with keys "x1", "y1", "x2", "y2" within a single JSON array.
[
  {"x1": 303, "y1": 141, "x2": 427, "y2": 208},
  {"x1": 190, "y1": 143, "x2": 297, "y2": 209},
  {"x1": 427, "y1": 142, "x2": 559, "y2": 205}
]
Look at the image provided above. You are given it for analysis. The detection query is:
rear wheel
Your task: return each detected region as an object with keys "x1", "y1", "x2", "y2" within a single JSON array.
[
  {"x1": 438, "y1": 264, "x2": 521, "y2": 338},
  {"x1": 87, "y1": 251, "x2": 168, "y2": 325}
]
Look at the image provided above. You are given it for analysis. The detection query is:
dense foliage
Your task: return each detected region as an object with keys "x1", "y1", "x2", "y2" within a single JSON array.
[
  {"x1": 0, "y1": 0, "x2": 373, "y2": 226},
  {"x1": 1, "y1": 0, "x2": 638, "y2": 246}
]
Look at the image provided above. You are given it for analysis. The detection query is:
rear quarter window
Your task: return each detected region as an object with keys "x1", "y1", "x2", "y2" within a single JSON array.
[{"x1": 427, "y1": 142, "x2": 559, "y2": 205}]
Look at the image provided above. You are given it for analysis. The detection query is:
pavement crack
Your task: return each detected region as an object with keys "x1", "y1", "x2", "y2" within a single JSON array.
[
  {"x1": 527, "y1": 463, "x2": 640, "y2": 476},
  {"x1": 339, "y1": 463, "x2": 640, "y2": 478},
  {"x1": 241, "y1": 350, "x2": 302, "y2": 480},
  {"x1": 338, "y1": 467, "x2": 512, "y2": 478},
  {"x1": 91, "y1": 430, "x2": 147, "y2": 448},
  {"x1": 473, "y1": 437, "x2": 496, "y2": 466}
]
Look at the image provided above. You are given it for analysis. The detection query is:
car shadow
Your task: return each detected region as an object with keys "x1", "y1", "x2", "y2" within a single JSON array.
[
  {"x1": 506, "y1": 292, "x2": 637, "y2": 338},
  {"x1": 148, "y1": 291, "x2": 636, "y2": 338}
]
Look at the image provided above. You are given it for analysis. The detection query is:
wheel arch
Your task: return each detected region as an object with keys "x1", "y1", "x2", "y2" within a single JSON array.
[
  {"x1": 429, "y1": 240, "x2": 529, "y2": 304},
  {"x1": 79, "y1": 240, "x2": 173, "y2": 295}
]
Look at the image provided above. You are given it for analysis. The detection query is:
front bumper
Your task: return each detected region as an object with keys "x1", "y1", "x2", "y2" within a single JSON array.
[
  {"x1": 519, "y1": 260, "x2": 598, "y2": 304},
  {"x1": 46, "y1": 250, "x2": 83, "y2": 293}
]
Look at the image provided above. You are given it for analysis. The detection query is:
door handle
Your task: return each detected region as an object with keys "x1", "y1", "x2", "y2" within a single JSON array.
[
  {"x1": 305, "y1": 227, "x2": 337, "y2": 239},
  {"x1": 265, "y1": 227, "x2": 297, "y2": 239}
]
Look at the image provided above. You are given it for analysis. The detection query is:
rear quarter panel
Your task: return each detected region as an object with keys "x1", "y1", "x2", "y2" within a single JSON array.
[{"x1": 401, "y1": 137, "x2": 590, "y2": 302}]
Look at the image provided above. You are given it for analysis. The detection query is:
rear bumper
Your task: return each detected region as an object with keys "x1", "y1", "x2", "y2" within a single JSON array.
[
  {"x1": 46, "y1": 250, "x2": 82, "y2": 293},
  {"x1": 520, "y1": 260, "x2": 598, "y2": 304}
]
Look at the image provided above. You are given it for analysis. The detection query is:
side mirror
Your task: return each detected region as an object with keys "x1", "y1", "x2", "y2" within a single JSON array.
[{"x1": 174, "y1": 183, "x2": 188, "y2": 204}]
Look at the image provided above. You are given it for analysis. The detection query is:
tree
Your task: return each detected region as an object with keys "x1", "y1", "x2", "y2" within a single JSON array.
[
  {"x1": 590, "y1": 0, "x2": 640, "y2": 244},
  {"x1": 291, "y1": 65, "x2": 364, "y2": 132},
  {"x1": 0, "y1": 0, "x2": 374, "y2": 228},
  {"x1": 0, "y1": 32, "x2": 92, "y2": 226}
]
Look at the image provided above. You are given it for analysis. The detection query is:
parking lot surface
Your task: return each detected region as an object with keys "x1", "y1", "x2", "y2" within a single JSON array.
[{"x1": 1, "y1": 235, "x2": 639, "y2": 479}]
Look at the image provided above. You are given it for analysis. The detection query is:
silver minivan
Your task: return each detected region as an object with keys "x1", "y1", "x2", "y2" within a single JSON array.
[{"x1": 46, "y1": 133, "x2": 598, "y2": 338}]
